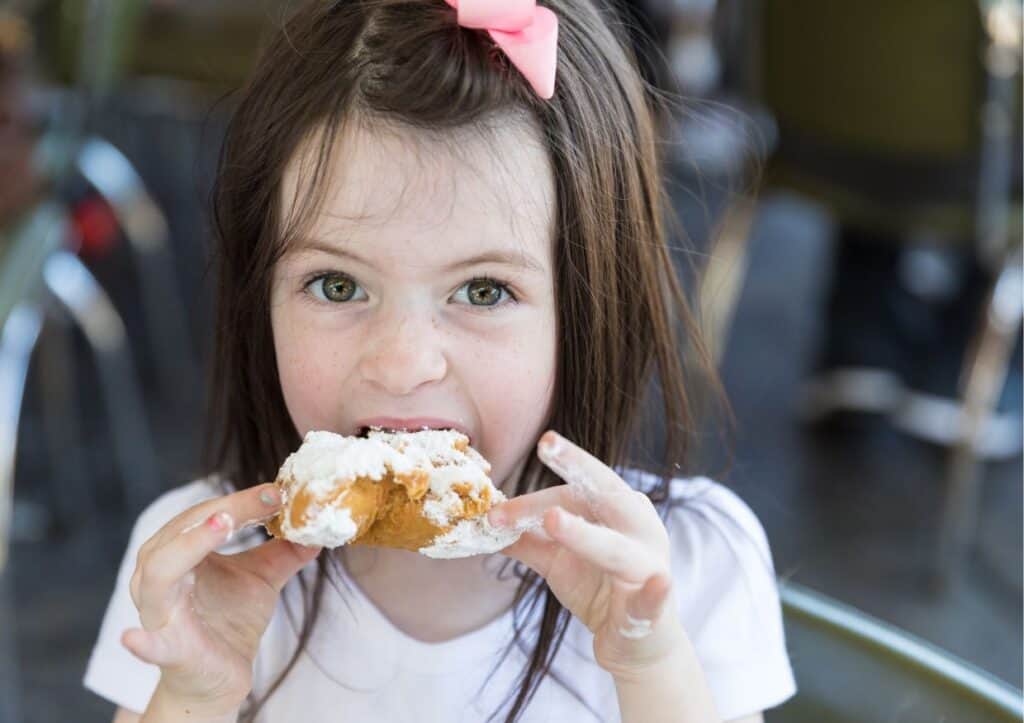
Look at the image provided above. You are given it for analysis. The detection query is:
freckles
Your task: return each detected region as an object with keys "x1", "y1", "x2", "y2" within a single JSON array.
[{"x1": 282, "y1": 341, "x2": 335, "y2": 400}]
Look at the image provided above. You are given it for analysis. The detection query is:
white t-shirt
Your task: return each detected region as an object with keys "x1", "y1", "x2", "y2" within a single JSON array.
[{"x1": 83, "y1": 471, "x2": 797, "y2": 721}]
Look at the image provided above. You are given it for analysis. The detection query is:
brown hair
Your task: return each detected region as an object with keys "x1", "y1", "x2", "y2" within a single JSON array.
[{"x1": 202, "y1": 0, "x2": 725, "y2": 720}]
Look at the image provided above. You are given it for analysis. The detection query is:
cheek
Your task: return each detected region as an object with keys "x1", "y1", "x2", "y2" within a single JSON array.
[
  {"x1": 271, "y1": 298, "x2": 354, "y2": 436},
  {"x1": 465, "y1": 314, "x2": 558, "y2": 484}
]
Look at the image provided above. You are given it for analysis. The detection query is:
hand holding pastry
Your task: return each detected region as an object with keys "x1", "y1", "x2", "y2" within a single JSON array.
[
  {"x1": 121, "y1": 485, "x2": 322, "y2": 719},
  {"x1": 486, "y1": 431, "x2": 688, "y2": 681}
]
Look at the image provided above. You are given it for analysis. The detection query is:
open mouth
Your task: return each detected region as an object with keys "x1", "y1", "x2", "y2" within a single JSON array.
[
  {"x1": 357, "y1": 425, "x2": 457, "y2": 436},
  {"x1": 354, "y1": 421, "x2": 473, "y2": 444}
]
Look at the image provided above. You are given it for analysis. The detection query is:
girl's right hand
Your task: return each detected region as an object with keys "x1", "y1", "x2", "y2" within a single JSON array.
[{"x1": 121, "y1": 483, "x2": 322, "y2": 717}]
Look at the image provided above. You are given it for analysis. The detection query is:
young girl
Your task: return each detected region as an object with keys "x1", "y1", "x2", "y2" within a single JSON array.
[{"x1": 83, "y1": 0, "x2": 796, "y2": 720}]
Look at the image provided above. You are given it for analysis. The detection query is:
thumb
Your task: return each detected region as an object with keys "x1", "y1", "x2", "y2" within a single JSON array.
[
  {"x1": 122, "y1": 627, "x2": 176, "y2": 667},
  {"x1": 232, "y1": 538, "x2": 322, "y2": 591},
  {"x1": 625, "y1": 571, "x2": 673, "y2": 626}
]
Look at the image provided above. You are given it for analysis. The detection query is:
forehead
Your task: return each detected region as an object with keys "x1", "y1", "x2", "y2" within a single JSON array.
[{"x1": 280, "y1": 118, "x2": 556, "y2": 261}]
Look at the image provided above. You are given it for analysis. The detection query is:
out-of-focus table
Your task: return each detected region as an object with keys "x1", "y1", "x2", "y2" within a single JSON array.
[{"x1": 772, "y1": 581, "x2": 1024, "y2": 722}]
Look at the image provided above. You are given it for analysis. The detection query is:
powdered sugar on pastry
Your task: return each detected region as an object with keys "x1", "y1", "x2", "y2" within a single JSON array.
[
  {"x1": 281, "y1": 502, "x2": 359, "y2": 548},
  {"x1": 420, "y1": 514, "x2": 544, "y2": 559},
  {"x1": 269, "y1": 427, "x2": 513, "y2": 557},
  {"x1": 277, "y1": 431, "x2": 413, "y2": 496},
  {"x1": 420, "y1": 463, "x2": 493, "y2": 527}
]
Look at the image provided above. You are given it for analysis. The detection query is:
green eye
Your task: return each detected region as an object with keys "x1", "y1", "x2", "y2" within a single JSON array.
[
  {"x1": 322, "y1": 275, "x2": 356, "y2": 302},
  {"x1": 316, "y1": 274, "x2": 358, "y2": 302},
  {"x1": 465, "y1": 279, "x2": 504, "y2": 306}
]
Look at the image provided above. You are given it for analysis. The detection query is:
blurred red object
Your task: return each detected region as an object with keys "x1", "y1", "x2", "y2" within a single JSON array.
[{"x1": 71, "y1": 194, "x2": 120, "y2": 257}]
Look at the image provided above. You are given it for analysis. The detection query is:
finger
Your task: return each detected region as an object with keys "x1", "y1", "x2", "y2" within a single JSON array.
[
  {"x1": 137, "y1": 511, "x2": 236, "y2": 629},
  {"x1": 545, "y1": 506, "x2": 660, "y2": 584},
  {"x1": 537, "y1": 431, "x2": 625, "y2": 496},
  {"x1": 229, "y1": 539, "x2": 323, "y2": 592},
  {"x1": 488, "y1": 485, "x2": 589, "y2": 529},
  {"x1": 488, "y1": 472, "x2": 652, "y2": 536},
  {"x1": 150, "y1": 483, "x2": 282, "y2": 549},
  {"x1": 497, "y1": 528, "x2": 561, "y2": 578},
  {"x1": 535, "y1": 431, "x2": 657, "y2": 537}
]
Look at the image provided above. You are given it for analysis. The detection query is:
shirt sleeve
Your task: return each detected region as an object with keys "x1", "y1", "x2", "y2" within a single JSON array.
[
  {"x1": 81, "y1": 480, "x2": 224, "y2": 714},
  {"x1": 665, "y1": 477, "x2": 798, "y2": 721}
]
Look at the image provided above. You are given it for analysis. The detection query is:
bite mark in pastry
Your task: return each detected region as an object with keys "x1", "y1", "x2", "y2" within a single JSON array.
[{"x1": 265, "y1": 428, "x2": 531, "y2": 558}]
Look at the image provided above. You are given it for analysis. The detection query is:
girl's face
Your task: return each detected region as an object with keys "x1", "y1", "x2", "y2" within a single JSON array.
[{"x1": 270, "y1": 121, "x2": 558, "y2": 492}]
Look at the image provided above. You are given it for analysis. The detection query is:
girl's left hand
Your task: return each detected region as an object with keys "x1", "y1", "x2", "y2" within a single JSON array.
[{"x1": 488, "y1": 430, "x2": 688, "y2": 680}]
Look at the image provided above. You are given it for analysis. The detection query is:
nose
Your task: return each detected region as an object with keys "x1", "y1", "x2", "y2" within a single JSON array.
[{"x1": 358, "y1": 308, "x2": 448, "y2": 396}]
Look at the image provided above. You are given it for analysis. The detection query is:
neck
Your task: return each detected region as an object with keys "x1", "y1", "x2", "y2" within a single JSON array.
[
  {"x1": 336, "y1": 543, "x2": 514, "y2": 587},
  {"x1": 332, "y1": 463, "x2": 532, "y2": 642},
  {"x1": 335, "y1": 544, "x2": 523, "y2": 643}
]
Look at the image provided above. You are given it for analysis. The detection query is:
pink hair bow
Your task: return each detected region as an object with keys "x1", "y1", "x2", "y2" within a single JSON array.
[{"x1": 443, "y1": 0, "x2": 559, "y2": 99}]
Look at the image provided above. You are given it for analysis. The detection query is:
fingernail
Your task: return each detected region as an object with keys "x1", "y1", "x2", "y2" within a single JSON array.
[
  {"x1": 207, "y1": 511, "x2": 231, "y2": 532},
  {"x1": 260, "y1": 488, "x2": 279, "y2": 506},
  {"x1": 538, "y1": 431, "x2": 561, "y2": 459},
  {"x1": 488, "y1": 509, "x2": 507, "y2": 528}
]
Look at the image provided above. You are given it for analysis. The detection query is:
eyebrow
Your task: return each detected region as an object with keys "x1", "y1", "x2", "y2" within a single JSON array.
[{"x1": 293, "y1": 239, "x2": 546, "y2": 274}]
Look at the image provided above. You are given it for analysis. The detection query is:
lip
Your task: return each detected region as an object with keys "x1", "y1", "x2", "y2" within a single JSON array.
[{"x1": 352, "y1": 417, "x2": 474, "y2": 445}]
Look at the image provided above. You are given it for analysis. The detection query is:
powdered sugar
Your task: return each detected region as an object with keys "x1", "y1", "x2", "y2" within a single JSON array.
[
  {"x1": 275, "y1": 428, "x2": 506, "y2": 556},
  {"x1": 537, "y1": 436, "x2": 604, "y2": 520},
  {"x1": 278, "y1": 429, "x2": 492, "y2": 509},
  {"x1": 419, "y1": 513, "x2": 545, "y2": 559},
  {"x1": 279, "y1": 501, "x2": 359, "y2": 548},
  {"x1": 277, "y1": 432, "x2": 411, "y2": 496},
  {"x1": 421, "y1": 464, "x2": 493, "y2": 526},
  {"x1": 369, "y1": 428, "x2": 491, "y2": 474},
  {"x1": 618, "y1": 613, "x2": 653, "y2": 639}
]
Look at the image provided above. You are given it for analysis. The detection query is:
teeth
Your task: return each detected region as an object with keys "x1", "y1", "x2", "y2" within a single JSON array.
[{"x1": 357, "y1": 426, "x2": 457, "y2": 436}]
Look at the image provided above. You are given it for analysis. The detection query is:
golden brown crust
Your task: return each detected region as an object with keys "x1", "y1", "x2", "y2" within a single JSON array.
[{"x1": 266, "y1": 460, "x2": 497, "y2": 551}]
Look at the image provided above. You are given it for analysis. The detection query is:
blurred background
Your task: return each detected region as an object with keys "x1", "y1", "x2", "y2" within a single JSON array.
[{"x1": 0, "y1": 0, "x2": 1021, "y2": 721}]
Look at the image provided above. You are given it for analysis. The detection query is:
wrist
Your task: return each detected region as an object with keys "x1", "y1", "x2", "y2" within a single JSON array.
[
  {"x1": 611, "y1": 629, "x2": 719, "y2": 723},
  {"x1": 142, "y1": 682, "x2": 243, "y2": 723},
  {"x1": 609, "y1": 622, "x2": 695, "y2": 687}
]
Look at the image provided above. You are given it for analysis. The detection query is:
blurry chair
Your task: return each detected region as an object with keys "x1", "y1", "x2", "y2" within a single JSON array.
[
  {"x1": 773, "y1": 581, "x2": 1024, "y2": 722},
  {"x1": 2, "y1": 2, "x2": 174, "y2": 512},
  {"x1": 750, "y1": 0, "x2": 1022, "y2": 450},
  {"x1": 699, "y1": 0, "x2": 1022, "y2": 587},
  {"x1": 933, "y1": 0, "x2": 1024, "y2": 590},
  {"x1": 937, "y1": 243, "x2": 1023, "y2": 590},
  {"x1": 36, "y1": 0, "x2": 202, "y2": 407},
  {"x1": 0, "y1": 5, "x2": 201, "y2": 716},
  {"x1": 0, "y1": 199, "x2": 162, "y2": 563},
  {"x1": 0, "y1": 202, "x2": 163, "y2": 723}
]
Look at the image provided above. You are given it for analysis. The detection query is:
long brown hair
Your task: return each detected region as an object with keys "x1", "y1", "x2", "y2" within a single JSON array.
[{"x1": 202, "y1": 0, "x2": 725, "y2": 720}]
